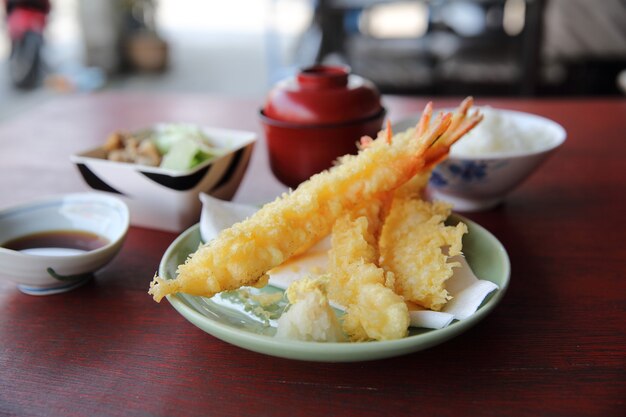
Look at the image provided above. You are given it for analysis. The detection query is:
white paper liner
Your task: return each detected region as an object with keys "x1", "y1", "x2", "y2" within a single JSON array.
[
  {"x1": 199, "y1": 193, "x2": 257, "y2": 242},
  {"x1": 442, "y1": 256, "x2": 499, "y2": 320},
  {"x1": 199, "y1": 193, "x2": 499, "y2": 330},
  {"x1": 409, "y1": 310, "x2": 455, "y2": 329}
]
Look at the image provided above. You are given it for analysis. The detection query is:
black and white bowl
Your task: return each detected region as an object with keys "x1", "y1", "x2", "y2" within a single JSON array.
[{"x1": 71, "y1": 126, "x2": 255, "y2": 232}]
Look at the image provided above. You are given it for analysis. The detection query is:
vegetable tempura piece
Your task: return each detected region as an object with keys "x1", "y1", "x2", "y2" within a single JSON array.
[
  {"x1": 149, "y1": 98, "x2": 482, "y2": 302},
  {"x1": 380, "y1": 200, "x2": 467, "y2": 311},
  {"x1": 275, "y1": 277, "x2": 345, "y2": 342},
  {"x1": 342, "y1": 284, "x2": 409, "y2": 341},
  {"x1": 328, "y1": 213, "x2": 409, "y2": 341}
]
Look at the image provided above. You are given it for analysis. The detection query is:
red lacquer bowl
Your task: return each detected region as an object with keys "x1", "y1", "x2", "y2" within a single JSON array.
[{"x1": 260, "y1": 65, "x2": 385, "y2": 188}]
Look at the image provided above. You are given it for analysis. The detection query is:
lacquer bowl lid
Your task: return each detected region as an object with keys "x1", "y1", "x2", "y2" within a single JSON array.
[{"x1": 262, "y1": 65, "x2": 383, "y2": 125}]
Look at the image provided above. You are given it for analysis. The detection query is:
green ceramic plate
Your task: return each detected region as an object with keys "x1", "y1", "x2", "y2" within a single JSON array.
[{"x1": 159, "y1": 215, "x2": 510, "y2": 362}]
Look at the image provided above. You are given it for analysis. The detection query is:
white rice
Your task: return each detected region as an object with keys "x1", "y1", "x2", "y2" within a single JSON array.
[{"x1": 450, "y1": 107, "x2": 556, "y2": 157}]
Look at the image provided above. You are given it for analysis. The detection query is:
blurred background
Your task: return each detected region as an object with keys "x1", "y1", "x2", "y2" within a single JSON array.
[{"x1": 1, "y1": 0, "x2": 625, "y2": 121}]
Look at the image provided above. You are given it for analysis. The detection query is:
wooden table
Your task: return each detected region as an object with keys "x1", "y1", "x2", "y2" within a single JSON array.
[{"x1": 0, "y1": 93, "x2": 624, "y2": 417}]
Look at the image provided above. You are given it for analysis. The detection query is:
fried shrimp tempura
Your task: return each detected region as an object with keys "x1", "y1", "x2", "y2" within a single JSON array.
[
  {"x1": 328, "y1": 212, "x2": 409, "y2": 341},
  {"x1": 148, "y1": 98, "x2": 482, "y2": 302},
  {"x1": 380, "y1": 199, "x2": 467, "y2": 311}
]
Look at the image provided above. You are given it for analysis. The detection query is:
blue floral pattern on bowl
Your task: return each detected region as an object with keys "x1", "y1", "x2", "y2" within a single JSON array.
[
  {"x1": 430, "y1": 170, "x2": 448, "y2": 187},
  {"x1": 449, "y1": 161, "x2": 487, "y2": 182},
  {"x1": 430, "y1": 159, "x2": 510, "y2": 188}
]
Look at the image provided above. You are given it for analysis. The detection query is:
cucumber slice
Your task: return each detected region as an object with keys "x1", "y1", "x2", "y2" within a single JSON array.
[{"x1": 160, "y1": 138, "x2": 200, "y2": 170}]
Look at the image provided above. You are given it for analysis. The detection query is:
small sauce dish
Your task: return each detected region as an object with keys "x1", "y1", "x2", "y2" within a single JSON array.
[{"x1": 0, "y1": 193, "x2": 129, "y2": 295}]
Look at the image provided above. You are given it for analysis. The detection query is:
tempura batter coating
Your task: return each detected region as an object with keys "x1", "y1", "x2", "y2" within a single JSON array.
[
  {"x1": 149, "y1": 98, "x2": 482, "y2": 302},
  {"x1": 380, "y1": 200, "x2": 467, "y2": 311},
  {"x1": 341, "y1": 284, "x2": 409, "y2": 341},
  {"x1": 328, "y1": 213, "x2": 408, "y2": 341}
]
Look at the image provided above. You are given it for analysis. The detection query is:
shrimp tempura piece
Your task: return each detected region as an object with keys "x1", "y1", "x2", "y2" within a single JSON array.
[
  {"x1": 328, "y1": 211, "x2": 409, "y2": 341},
  {"x1": 374, "y1": 99, "x2": 478, "y2": 311},
  {"x1": 379, "y1": 199, "x2": 467, "y2": 311},
  {"x1": 149, "y1": 99, "x2": 482, "y2": 302}
]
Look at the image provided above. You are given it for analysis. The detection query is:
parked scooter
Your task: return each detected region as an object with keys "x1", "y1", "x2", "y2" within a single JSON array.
[{"x1": 5, "y1": 0, "x2": 50, "y2": 89}]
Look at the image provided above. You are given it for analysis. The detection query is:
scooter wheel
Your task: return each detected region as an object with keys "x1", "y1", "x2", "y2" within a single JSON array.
[{"x1": 9, "y1": 30, "x2": 43, "y2": 89}]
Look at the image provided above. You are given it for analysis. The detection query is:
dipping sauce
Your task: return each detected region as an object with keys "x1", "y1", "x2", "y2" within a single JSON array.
[{"x1": 1, "y1": 230, "x2": 109, "y2": 255}]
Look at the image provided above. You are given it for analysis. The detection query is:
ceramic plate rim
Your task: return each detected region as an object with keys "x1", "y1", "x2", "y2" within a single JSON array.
[{"x1": 159, "y1": 216, "x2": 510, "y2": 362}]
